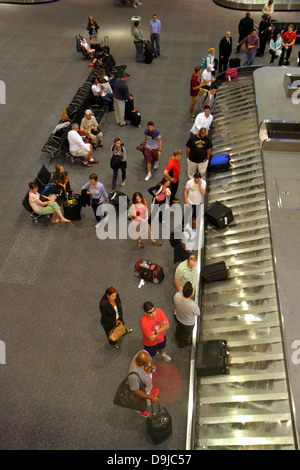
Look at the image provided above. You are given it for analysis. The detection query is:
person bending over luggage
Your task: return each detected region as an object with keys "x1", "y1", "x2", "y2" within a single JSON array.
[
  {"x1": 129, "y1": 192, "x2": 162, "y2": 248},
  {"x1": 28, "y1": 182, "x2": 71, "y2": 224},
  {"x1": 110, "y1": 138, "x2": 127, "y2": 190},
  {"x1": 80, "y1": 109, "x2": 104, "y2": 150},
  {"x1": 82, "y1": 173, "x2": 109, "y2": 229},
  {"x1": 99, "y1": 286, "x2": 133, "y2": 350},
  {"x1": 52, "y1": 164, "x2": 71, "y2": 201}
]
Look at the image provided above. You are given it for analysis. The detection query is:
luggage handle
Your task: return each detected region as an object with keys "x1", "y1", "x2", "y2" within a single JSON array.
[{"x1": 150, "y1": 397, "x2": 161, "y2": 415}]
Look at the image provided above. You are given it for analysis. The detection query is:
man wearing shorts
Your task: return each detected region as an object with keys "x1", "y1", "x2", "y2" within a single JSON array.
[
  {"x1": 189, "y1": 66, "x2": 204, "y2": 118},
  {"x1": 140, "y1": 301, "x2": 171, "y2": 362},
  {"x1": 67, "y1": 123, "x2": 99, "y2": 167},
  {"x1": 144, "y1": 121, "x2": 162, "y2": 181}
]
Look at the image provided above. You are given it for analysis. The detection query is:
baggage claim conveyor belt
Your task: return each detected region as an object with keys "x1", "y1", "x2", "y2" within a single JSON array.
[{"x1": 188, "y1": 69, "x2": 298, "y2": 450}]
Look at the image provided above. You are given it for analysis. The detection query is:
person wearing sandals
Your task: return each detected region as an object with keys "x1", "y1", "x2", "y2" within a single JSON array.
[
  {"x1": 110, "y1": 137, "x2": 127, "y2": 190},
  {"x1": 147, "y1": 176, "x2": 171, "y2": 224},
  {"x1": 80, "y1": 109, "x2": 104, "y2": 150},
  {"x1": 129, "y1": 192, "x2": 162, "y2": 248},
  {"x1": 28, "y1": 182, "x2": 71, "y2": 224},
  {"x1": 52, "y1": 164, "x2": 71, "y2": 201},
  {"x1": 87, "y1": 15, "x2": 99, "y2": 46},
  {"x1": 99, "y1": 286, "x2": 133, "y2": 349}
]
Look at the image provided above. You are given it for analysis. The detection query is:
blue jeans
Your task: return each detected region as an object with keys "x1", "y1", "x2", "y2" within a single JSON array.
[
  {"x1": 243, "y1": 51, "x2": 256, "y2": 66},
  {"x1": 100, "y1": 92, "x2": 113, "y2": 111},
  {"x1": 135, "y1": 41, "x2": 144, "y2": 62},
  {"x1": 150, "y1": 33, "x2": 160, "y2": 55}
]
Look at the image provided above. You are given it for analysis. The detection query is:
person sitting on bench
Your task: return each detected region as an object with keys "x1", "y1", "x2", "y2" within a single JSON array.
[
  {"x1": 28, "y1": 182, "x2": 71, "y2": 224},
  {"x1": 91, "y1": 77, "x2": 114, "y2": 111}
]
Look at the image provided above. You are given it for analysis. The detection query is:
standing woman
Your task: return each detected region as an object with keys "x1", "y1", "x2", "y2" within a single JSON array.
[
  {"x1": 99, "y1": 287, "x2": 133, "y2": 349},
  {"x1": 269, "y1": 30, "x2": 282, "y2": 65},
  {"x1": 110, "y1": 138, "x2": 127, "y2": 190},
  {"x1": 52, "y1": 164, "x2": 71, "y2": 200},
  {"x1": 129, "y1": 192, "x2": 162, "y2": 248},
  {"x1": 82, "y1": 173, "x2": 108, "y2": 228},
  {"x1": 262, "y1": 0, "x2": 274, "y2": 20},
  {"x1": 148, "y1": 176, "x2": 171, "y2": 223},
  {"x1": 87, "y1": 16, "x2": 99, "y2": 46}
]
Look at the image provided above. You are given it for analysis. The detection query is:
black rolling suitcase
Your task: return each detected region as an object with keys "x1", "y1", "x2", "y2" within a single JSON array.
[
  {"x1": 146, "y1": 400, "x2": 172, "y2": 445},
  {"x1": 125, "y1": 97, "x2": 134, "y2": 120},
  {"x1": 205, "y1": 201, "x2": 233, "y2": 229},
  {"x1": 130, "y1": 109, "x2": 141, "y2": 127},
  {"x1": 202, "y1": 261, "x2": 229, "y2": 283},
  {"x1": 63, "y1": 198, "x2": 81, "y2": 220},
  {"x1": 229, "y1": 54, "x2": 241, "y2": 68},
  {"x1": 196, "y1": 340, "x2": 230, "y2": 376},
  {"x1": 144, "y1": 40, "x2": 156, "y2": 64}
]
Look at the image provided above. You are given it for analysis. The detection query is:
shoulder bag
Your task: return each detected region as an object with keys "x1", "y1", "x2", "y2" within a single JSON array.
[{"x1": 113, "y1": 372, "x2": 147, "y2": 411}]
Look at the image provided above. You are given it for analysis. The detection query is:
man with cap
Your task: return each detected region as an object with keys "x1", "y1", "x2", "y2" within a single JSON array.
[
  {"x1": 184, "y1": 172, "x2": 206, "y2": 218},
  {"x1": 201, "y1": 64, "x2": 216, "y2": 90}
]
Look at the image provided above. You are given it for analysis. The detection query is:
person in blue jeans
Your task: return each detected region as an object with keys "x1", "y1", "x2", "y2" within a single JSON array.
[
  {"x1": 133, "y1": 21, "x2": 144, "y2": 62},
  {"x1": 110, "y1": 138, "x2": 127, "y2": 190},
  {"x1": 149, "y1": 14, "x2": 161, "y2": 56},
  {"x1": 237, "y1": 29, "x2": 260, "y2": 66}
]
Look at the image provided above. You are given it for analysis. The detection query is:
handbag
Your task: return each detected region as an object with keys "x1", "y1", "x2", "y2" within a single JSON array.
[
  {"x1": 108, "y1": 321, "x2": 126, "y2": 342},
  {"x1": 113, "y1": 372, "x2": 147, "y2": 412},
  {"x1": 91, "y1": 126, "x2": 101, "y2": 135},
  {"x1": 110, "y1": 155, "x2": 123, "y2": 170}
]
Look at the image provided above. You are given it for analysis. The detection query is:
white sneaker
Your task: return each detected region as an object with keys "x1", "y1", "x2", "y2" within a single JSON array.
[
  {"x1": 156, "y1": 351, "x2": 172, "y2": 362},
  {"x1": 153, "y1": 161, "x2": 159, "y2": 170},
  {"x1": 95, "y1": 222, "x2": 101, "y2": 228},
  {"x1": 145, "y1": 172, "x2": 152, "y2": 181},
  {"x1": 121, "y1": 180, "x2": 126, "y2": 186}
]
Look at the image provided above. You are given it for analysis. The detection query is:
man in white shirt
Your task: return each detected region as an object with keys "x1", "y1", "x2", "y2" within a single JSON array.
[
  {"x1": 67, "y1": 123, "x2": 98, "y2": 167},
  {"x1": 184, "y1": 172, "x2": 206, "y2": 218},
  {"x1": 190, "y1": 105, "x2": 213, "y2": 136},
  {"x1": 91, "y1": 77, "x2": 114, "y2": 111},
  {"x1": 201, "y1": 63, "x2": 216, "y2": 89}
]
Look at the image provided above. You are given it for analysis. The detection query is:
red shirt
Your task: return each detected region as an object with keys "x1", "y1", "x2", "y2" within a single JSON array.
[
  {"x1": 190, "y1": 73, "x2": 200, "y2": 97},
  {"x1": 165, "y1": 157, "x2": 181, "y2": 183},
  {"x1": 282, "y1": 31, "x2": 296, "y2": 48},
  {"x1": 141, "y1": 308, "x2": 168, "y2": 347}
]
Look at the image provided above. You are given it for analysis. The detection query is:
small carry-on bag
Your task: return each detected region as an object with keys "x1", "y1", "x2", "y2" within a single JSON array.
[
  {"x1": 196, "y1": 340, "x2": 230, "y2": 376},
  {"x1": 134, "y1": 259, "x2": 164, "y2": 284},
  {"x1": 108, "y1": 190, "x2": 130, "y2": 208},
  {"x1": 229, "y1": 54, "x2": 240, "y2": 68},
  {"x1": 130, "y1": 109, "x2": 141, "y2": 127},
  {"x1": 63, "y1": 197, "x2": 81, "y2": 221},
  {"x1": 146, "y1": 400, "x2": 172, "y2": 445},
  {"x1": 202, "y1": 261, "x2": 229, "y2": 283},
  {"x1": 205, "y1": 201, "x2": 233, "y2": 229},
  {"x1": 208, "y1": 153, "x2": 231, "y2": 172},
  {"x1": 225, "y1": 68, "x2": 238, "y2": 81}
]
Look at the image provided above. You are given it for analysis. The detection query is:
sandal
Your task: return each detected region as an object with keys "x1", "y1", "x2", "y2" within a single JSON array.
[
  {"x1": 113, "y1": 343, "x2": 120, "y2": 349},
  {"x1": 137, "y1": 241, "x2": 144, "y2": 249},
  {"x1": 92, "y1": 144, "x2": 99, "y2": 150},
  {"x1": 61, "y1": 218, "x2": 71, "y2": 223},
  {"x1": 126, "y1": 328, "x2": 133, "y2": 334},
  {"x1": 99, "y1": 143, "x2": 104, "y2": 148},
  {"x1": 151, "y1": 240, "x2": 162, "y2": 246}
]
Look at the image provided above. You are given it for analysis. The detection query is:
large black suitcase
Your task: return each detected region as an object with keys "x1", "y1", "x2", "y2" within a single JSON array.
[
  {"x1": 144, "y1": 40, "x2": 156, "y2": 64},
  {"x1": 130, "y1": 109, "x2": 141, "y2": 127},
  {"x1": 229, "y1": 55, "x2": 241, "y2": 68},
  {"x1": 196, "y1": 340, "x2": 230, "y2": 376},
  {"x1": 202, "y1": 261, "x2": 229, "y2": 283},
  {"x1": 125, "y1": 97, "x2": 134, "y2": 120},
  {"x1": 147, "y1": 401, "x2": 172, "y2": 445},
  {"x1": 63, "y1": 199, "x2": 81, "y2": 220},
  {"x1": 205, "y1": 201, "x2": 233, "y2": 229}
]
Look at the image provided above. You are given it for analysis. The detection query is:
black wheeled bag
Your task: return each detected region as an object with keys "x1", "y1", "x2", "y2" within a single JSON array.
[
  {"x1": 146, "y1": 400, "x2": 172, "y2": 445},
  {"x1": 134, "y1": 259, "x2": 164, "y2": 284},
  {"x1": 196, "y1": 340, "x2": 230, "y2": 376},
  {"x1": 202, "y1": 261, "x2": 229, "y2": 283},
  {"x1": 144, "y1": 40, "x2": 156, "y2": 64},
  {"x1": 130, "y1": 109, "x2": 141, "y2": 127},
  {"x1": 229, "y1": 54, "x2": 241, "y2": 68},
  {"x1": 205, "y1": 201, "x2": 233, "y2": 229},
  {"x1": 63, "y1": 198, "x2": 81, "y2": 220}
]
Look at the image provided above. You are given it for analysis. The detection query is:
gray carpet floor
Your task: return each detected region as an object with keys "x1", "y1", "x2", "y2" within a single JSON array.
[{"x1": 0, "y1": 0, "x2": 296, "y2": 450}]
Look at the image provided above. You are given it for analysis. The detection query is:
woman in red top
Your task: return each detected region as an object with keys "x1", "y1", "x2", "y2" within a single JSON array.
[
  {"x1": 129, "y1": 192, "x2": 162, "y2": 248},
  {"x1": 279, "y1": 24, "x2": 297, "y2": 66},
  {"x1": 163, "y1": 149, "x2": 182, "y2": 204}
]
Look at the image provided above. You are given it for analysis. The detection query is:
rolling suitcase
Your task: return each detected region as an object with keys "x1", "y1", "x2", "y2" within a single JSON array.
[
  {"x1": 144, "y1": 40, "x2": 156, "y2": 64},
  {"x1": 130, "y1": 109, "x2": 141, "y2": 127},
  {"x1": 63, "y1": 198, "x2": 81, "y2": 220},
  {"x1": 134, "y1": 259, "x2": 164, "y2": 284},
  {"x1": 229, "y1": 54, "x2": 240, "y2": 68},
  {"x1": 196, "y1": 340, "x2": 230, "y2": 376},
  {"x1": 125, "y1": 97, "x2": 134, "y2": 120},
  {"x1": 205, "y1": 201, "x2": 233, "y2": 229},
  {"x1": 146, "y1": 400, "x2": 172, "y2": 445},
  {"x1": 208, "y1": 153, "x2": 231, "y2": 172},
  {"x1": 202, "y1": 261, "x2": 229, "y2": 283}
]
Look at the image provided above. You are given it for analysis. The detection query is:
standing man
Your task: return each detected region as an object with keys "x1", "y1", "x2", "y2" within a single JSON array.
[
  {"x1": 149, "y1": 14, "x2": 161, "y2": 56},
  {"x1": 189, "y1": 66, "x2": 204, "y2": 118},
  {"x1": 201, "y1": 64, "x2": 216, "y2": 90},
  {"x1": 144, "y1": 121, "x2": 162, "y2": 181},
  {"x1": 174, "y1": 255, "x2": 198, "y2": 293},
  {"x1": 186, "y1": 127, "x2": 212, "y2": 180},
  {"x1": 184, "y1": 172, "x2": 206, "y2": 219},
  {"x1": 237, "y1": 29, "x2": 260, "y2": 66},
  {"x1": 141, "y1": 301, "x2": 172, "y2": 362},
  {"x1": 236, "y1": 11, "x2": 254, "y2": 54},
  {"x1": 173, "y1": 281, "x2": 200, "y2": 348},
  {"x1": 279, "y1": 24, "x2": 297, "y2": 66},
  {"x1": 113, "y1": 73, "x2": 133, "y2": 126},
  {"x1": 219, "y1": 31, "x2": 232, "y2": 73},
  {"x1": 163, "y1": 149, "x2": 182, "y2": 204},
  {"x1": 255, "y1": 14, "x2": 272, "y2": 57},
  {"x1": 190, "y1": 105, "x2": 213, "y2": 136},
  {"x1": 133, "y1": 21, "x2": 144, "y2": 63}
]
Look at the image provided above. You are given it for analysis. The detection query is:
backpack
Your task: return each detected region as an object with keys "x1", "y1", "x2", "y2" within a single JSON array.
[
  {"x1": 201, "y1": 55, "x2": 209, "y2": 69},
  {"x1": 75, "y1": 36, "x2": 81, "y2": 53}
]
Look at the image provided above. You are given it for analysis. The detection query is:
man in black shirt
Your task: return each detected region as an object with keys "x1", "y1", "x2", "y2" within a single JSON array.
[
  {"x1": 113, "y1": 73, "x2": 133, "y2": 126},
  {"x1": 186, "y1": 127, "x2": 212, "y2": 180},
  {"x1": 236, "y1": 11, "x2": 254, "y2": 54}
]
